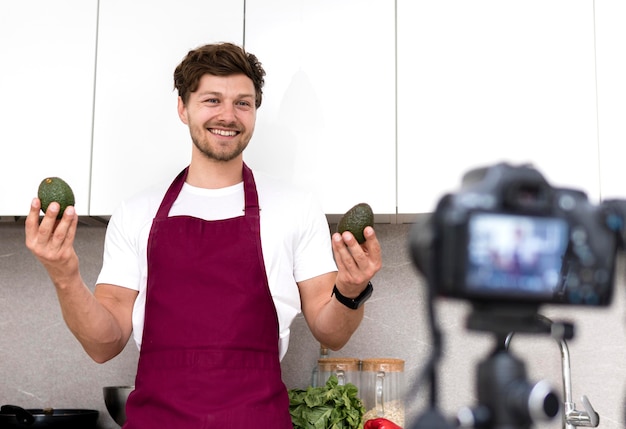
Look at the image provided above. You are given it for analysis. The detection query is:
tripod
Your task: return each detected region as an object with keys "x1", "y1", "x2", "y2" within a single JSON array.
[
  {"x1": 505, "y1": 315, "x2": 600, "y2": 429},
  {"x1": 455, "y1": 332, "x2": 559, "y2": 429},
  {"x1": 459, "y1": 306, "x2": 565, "y2": 429}
]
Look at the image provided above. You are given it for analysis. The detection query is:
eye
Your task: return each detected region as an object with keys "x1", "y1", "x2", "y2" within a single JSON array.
[
  {"x1": 203, "y1": 98, "x2": 219, "y2": 104},
  {"x1": 236, "y1": 100, "x2": 253, "y2": 109}
]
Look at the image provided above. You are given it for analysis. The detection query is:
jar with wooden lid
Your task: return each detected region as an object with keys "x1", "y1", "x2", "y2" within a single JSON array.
[
  {"x1": 361, "y1": 358, "x2": 405, "y2": 427},
  {"x1": 311, "y1": 344, "x2": 330, "y2": 387},
  {"x1": 317, "y1": 357, "x2": 361, "y2": 391}
]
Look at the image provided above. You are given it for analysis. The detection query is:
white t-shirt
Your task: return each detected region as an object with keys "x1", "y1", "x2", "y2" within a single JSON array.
[{"x1": 96, "y1": 169, "x2": 337, "y2": 360}]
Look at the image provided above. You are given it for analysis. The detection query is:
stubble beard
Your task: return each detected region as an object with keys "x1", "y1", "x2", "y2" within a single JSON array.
[{"x1": 190, "y1": 124, "x2": 249, "y2": 163}]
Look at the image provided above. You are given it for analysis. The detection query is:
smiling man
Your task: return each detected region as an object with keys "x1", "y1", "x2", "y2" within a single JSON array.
[
  {"x1": 181, "y1": 74, "x2": 256, "y2": 163},
  {"x1": 25, "y1": 42, "x2": 382, "y2": 428}
]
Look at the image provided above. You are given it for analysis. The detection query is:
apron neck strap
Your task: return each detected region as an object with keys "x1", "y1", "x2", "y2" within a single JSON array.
[
  {"x1": 242, "y1": 163, "x2": 260, "y2": 215},
  {"x1": 155, "y1": 164, "x2": 259, "y2": 220}
]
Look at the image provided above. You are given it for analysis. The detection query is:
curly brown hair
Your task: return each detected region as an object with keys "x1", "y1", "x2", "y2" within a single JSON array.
[{"x1": 173, "y1": 42, "x2": 266, "y2": 108}]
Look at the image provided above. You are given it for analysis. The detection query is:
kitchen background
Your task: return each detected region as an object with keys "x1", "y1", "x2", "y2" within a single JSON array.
[
  {"x1": 2, "y1": 218, "x2": 626, "y2": 429},
  {"x1": 2, "y1": 0, "x2": 626, "y2": 428}
]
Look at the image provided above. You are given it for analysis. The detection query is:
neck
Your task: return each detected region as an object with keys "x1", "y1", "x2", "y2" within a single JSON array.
[{"x1": 187, "y1": 157, "x2": 244, "y2": 189}]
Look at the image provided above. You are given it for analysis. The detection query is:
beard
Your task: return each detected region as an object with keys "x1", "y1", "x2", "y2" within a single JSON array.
[{"x1": 189, "y1": 121, "x2": 251, "y2": 162}]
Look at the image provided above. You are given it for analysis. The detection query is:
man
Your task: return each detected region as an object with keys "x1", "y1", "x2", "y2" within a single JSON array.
[{"x1": 25, "y1": 42, "x2": 382, "y2": 428}]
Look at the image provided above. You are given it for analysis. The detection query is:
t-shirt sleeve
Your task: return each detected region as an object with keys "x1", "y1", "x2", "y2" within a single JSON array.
[
  {"x1": 292, "y1": 193, "x2": 337, "y2": 283},
  {"x1": 96, "y1": 200, "x2": 145, "y2": 291}
]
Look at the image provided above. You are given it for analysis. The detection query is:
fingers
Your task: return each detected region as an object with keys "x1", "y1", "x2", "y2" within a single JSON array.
[
  {"x1": 61, "y1": 206, "x2": 79, "y2": 245},
  {"x1": 37, "y1": 202, "x2": 61, "y2": 240},
  {"x1": 332, "y1": 226, "x2": 383, "y2": 286},
  {"x1": 24, "y1": 198, "x2": 42, "y2": 246},
  {"x1": 333, "y1": 227, "x2": 381, "y2": 262},
  {"x1": 362, "y1": 227, "x2": 382, "y2": 259},
  {"x1": 50, "y1": 205, "x2": 78, "y2": 251},
  {"x1": 25, "y1": 198, "x2": 78, "y2": 260}
]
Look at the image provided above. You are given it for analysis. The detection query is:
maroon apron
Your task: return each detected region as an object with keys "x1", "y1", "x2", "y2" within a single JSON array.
[{"x1": 123, "y1": 164, "x2": 292, "y2": 428}]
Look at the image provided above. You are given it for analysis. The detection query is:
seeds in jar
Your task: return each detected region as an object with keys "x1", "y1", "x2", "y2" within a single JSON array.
[{"x1": 363, "y1": 400, "x2": 404, "y2": 428}]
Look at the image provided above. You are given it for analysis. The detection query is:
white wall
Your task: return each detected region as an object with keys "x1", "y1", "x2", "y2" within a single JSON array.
[
  {"x1": 397, "y1": 0, "x2": 600, "y2": 214},
  {"x1": 89, "y1": 0, "x2": 244, "y2": 215},
  {"x1": 1, "y1": 1, "x2": 625, "y2": 218},
  {"x1": 244, "y1": 0, "x2": 397, "y2": 215},
  {"x1": 596, "y1": 0, "x2": 626, "y2": 201},
  {"x1": 0, "y1": 1, "x2": 98, "y2": 216}
]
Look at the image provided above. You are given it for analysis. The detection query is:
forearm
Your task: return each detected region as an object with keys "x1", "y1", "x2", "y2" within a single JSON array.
[
  {"x1": 52, "y1": 272, "x2": 128, "y2": 363},
  {"x1": 310, "y1": 295, "x2": 365, "y2": 350},
  {"x1": 301, "y1": 226, "x2": 382, "y2": 349},
  {"x1": 25, "y1": 201, "x2": 131, "y2": 363}
]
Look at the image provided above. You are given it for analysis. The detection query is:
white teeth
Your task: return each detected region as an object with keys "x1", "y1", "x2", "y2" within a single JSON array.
[{"x1": 210, "y1": 129, "x2": 237, "y2": 137}]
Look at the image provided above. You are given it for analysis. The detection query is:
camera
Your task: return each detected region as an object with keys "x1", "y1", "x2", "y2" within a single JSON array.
[
  {"x1": 407, "y1": 162, "x2": 626, "y2": 429},
  {"x1": 410, "y1": 162, "x2": 625, "y2": 307}
]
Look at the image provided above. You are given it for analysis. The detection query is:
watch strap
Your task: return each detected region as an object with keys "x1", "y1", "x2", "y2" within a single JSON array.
[{"x1": 332, "y1": 282, "x2": 373, "y2": 309}]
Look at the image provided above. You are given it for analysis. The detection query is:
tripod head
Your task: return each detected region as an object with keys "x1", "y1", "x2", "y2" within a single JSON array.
[
  {"x1": 408, "y1": 305, "x2": 564, "y2": 429},
  {"x1": 458, "y1": 306, "x2": 564, "y2": 429}
]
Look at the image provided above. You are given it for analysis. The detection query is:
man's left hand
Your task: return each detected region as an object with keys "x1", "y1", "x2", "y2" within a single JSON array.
[{"x1": 331, "y1": 226, "x2": 382, "y2": 297}]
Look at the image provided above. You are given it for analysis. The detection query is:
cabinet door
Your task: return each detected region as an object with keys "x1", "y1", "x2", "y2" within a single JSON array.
[
  {"x1": 596, "y1": 0, "x2": 626, "y2": 200},
  {"x1": 89, "y1": 0, "x2": 244, "y2": 215},
  {"x1": 0, "y1": 1, "x2": 97, "y2": 216},
  {"x1": 244, "y1": 0, "x2": 396, "y2": 215},
  {"x1": 397, "y1": 0, "x2": 599, "y2": 213}
]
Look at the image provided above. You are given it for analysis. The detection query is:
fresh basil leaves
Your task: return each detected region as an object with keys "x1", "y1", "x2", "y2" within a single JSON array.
[{"x1": 288, "y1": 375, "x2": 365, "y2": 429}]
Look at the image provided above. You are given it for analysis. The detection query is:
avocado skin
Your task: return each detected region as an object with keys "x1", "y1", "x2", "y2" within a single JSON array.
[
  {"x1": 337, "y1": 203, "x2": 374, "y2": 244},
  {"x1": 38, "y1": 177, "x2": 75, "y2": 219}
]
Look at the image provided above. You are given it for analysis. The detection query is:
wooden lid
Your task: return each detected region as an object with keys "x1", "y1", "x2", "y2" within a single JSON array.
[
  {"x1": 317, "y1": 357, "x2": 360, "y2": 371},
  {"x1": 361, "y1": 358, "x2": 405, "y2": 372}
]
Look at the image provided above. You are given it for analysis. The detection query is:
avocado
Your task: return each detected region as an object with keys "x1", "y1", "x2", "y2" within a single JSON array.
[
  {"x1": 37, "y1": 177, "x2": 75, "y2": 219},
  {"x1": 337, "y1": 203, "x2": 374, "y2": 244}
]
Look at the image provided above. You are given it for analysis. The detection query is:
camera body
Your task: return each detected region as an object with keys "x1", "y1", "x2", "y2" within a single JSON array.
[{"x1": 411, "y1": 162, "x2": 624, "y2": 307}]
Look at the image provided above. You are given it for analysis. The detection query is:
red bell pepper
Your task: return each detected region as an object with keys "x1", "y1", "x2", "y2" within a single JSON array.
[{"x1": 364, "y1": 417, "x2": 403, "y2": 429}]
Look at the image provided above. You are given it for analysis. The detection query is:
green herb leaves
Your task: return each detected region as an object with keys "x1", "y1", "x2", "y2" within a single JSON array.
[{"x1": 288, "y1": 375, "x2": 365, "y2": 429}]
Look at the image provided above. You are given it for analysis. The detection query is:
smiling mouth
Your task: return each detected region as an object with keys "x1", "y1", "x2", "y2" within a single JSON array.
[{"x1": 209, "y1": 128, "x2": 239, "y2": 137}]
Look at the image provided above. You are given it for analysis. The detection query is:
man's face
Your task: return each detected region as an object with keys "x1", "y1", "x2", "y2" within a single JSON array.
[{"x1": 178, "y1": 73, "x2": 257, "y2": 163}]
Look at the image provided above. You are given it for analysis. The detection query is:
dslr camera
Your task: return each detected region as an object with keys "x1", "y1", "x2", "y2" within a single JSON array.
[
  {"x1": 407, "y1": 163, "x2": 626, "y2": 429},
  {"x1": 411, "y1": 162, "x2": 626, "y2": 310}
]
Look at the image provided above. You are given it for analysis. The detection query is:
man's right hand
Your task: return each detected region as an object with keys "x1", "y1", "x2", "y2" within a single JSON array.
[
  {"x1": 24, "y1": 197, "x2": 136, "y2": 363},
  {"x1": 25, "y1": 198, "x2": 80, "y2": 287}
]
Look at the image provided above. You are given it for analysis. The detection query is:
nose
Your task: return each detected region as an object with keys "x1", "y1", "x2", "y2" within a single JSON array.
[{"x1": 216, "y1": 103, "x2": 237, "y2": 124}]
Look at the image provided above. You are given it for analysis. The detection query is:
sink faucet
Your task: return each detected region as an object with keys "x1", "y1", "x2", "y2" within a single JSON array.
[{"x1": 504, "y1": 315, "x2": 599, "y2": 429}]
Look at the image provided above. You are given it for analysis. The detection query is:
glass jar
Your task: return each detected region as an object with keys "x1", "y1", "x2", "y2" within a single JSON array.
[
  {"x1": 311, "y1": 344, "x2": 330, "y2": 387},
  {"x1": 317, "y1": 357, "x2": 361, "y2": 391},
  {"x1": 361, "y1": 358, "x2": 405, "y2": 427}
]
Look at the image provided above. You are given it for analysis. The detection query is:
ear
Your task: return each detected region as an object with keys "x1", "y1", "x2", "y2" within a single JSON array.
[{"x1": 177, "y1": 96, "x2": 189, "y2": 124}]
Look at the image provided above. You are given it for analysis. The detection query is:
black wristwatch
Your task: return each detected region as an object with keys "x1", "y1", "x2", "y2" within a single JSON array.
[{"x1": 332, "y1": 282, "x2": 373, "y2": 309}]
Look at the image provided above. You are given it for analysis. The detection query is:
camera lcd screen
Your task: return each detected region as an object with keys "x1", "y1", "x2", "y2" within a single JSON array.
[{"x1": 465, "y1": 213, "x2": 569, "y2": 300}]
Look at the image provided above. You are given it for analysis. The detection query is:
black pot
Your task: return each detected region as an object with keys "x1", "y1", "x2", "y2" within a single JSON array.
[{"x1": 0, "y1": 405, "x2": 98, "y2": 429}]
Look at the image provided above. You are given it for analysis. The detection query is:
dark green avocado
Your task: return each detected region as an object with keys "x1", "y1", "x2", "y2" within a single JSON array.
[
  {"x1": 38, "y1": 177, "x2": 75, "y2": 219},
  {"x1": 337, "y1": 203, "x2": 374, "y2": 244}
]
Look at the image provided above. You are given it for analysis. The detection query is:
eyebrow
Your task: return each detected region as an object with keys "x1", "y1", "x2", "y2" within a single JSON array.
[{"x1": 197, "y1": 91, "x2": 255, "y2": 99}]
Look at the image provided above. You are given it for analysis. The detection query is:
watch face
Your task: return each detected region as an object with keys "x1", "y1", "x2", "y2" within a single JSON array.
[{"x1": 355, "y1": 282, "x2": 373, "y2": 307}]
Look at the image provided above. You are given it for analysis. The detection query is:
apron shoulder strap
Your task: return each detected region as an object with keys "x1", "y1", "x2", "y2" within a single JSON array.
[
  {"x1": 242, "y1": 163, "x2": 260, "y2": 216},
  {"x1": 155, "y1": 167, "x2": 188, "y2": 220},
  {"x1": 156, "y1": 164, "x2": 259, "y2": 220}
]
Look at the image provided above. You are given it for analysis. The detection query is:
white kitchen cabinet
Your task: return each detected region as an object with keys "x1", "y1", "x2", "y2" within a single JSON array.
[
  {"x1": 89, "y1": 0, "x2": 244, "y2": 215},
  {"x1": 596, "y1": 0, "x2": 626, "y2": 201},
  {"x1": 0, "y1": 0, "x2": 97, "y2": 216},
  {"x1": 397, "y1": 0, "x2": 599, "y2": 214},
  {"x1": 243, "y1": 0, "x2": 397, "y2": 215}
]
